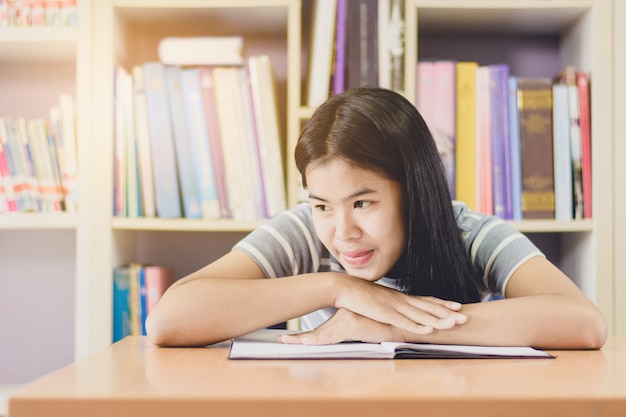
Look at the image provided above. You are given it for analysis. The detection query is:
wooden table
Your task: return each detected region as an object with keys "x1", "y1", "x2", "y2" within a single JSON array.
[{"x1": 8, "y1": 336, "x2": 626, "y2": 417}]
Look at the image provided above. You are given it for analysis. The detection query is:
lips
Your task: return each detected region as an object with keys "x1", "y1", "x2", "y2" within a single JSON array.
[{"x1": 340, "y1": 250, "x2": 374, "y2": 267}]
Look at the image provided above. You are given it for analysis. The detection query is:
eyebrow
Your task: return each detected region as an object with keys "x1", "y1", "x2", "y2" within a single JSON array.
[{"x1": 308, "y1": 187, "x2": 378, "y2": 203}]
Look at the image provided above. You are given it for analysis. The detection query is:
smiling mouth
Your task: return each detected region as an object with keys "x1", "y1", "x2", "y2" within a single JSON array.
[{"x1": 340, "y1": 250, "x2": 374, "y2": 267}]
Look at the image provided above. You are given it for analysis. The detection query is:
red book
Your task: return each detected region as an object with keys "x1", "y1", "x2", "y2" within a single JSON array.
[{"x1": 577, "y1": 71, "x2": 592, "y2": 218}]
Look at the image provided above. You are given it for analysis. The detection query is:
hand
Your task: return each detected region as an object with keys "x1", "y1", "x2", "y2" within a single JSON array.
[
  {"x1": 278, "y1": 308, "x2": 403, "y2": 345},
  {"x1": 331, "y1": 274, "x2": 467, "y2": 335}
]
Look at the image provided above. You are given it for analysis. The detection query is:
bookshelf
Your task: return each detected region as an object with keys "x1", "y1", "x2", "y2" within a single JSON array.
[{"x1": 0, "y1": 0, "x2": 621, "y2": 389}]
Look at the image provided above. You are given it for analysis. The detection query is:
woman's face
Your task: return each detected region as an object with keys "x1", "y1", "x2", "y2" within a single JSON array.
[{"x1": 306, "y1": 159, "x2": 406, "y2": 281}]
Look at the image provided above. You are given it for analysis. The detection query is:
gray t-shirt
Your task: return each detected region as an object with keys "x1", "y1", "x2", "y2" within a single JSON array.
[{"x1": 234, "y1": 201, "x2": 543, "y2": 330}]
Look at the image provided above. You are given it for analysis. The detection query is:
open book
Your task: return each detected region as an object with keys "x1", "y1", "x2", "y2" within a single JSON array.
[{"x1": 228, "y1": 329, "x2": 554, "y2": 360}]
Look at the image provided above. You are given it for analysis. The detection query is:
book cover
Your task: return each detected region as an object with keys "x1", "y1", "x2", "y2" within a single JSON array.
[
  {"x1": 213, "y1": 66, "x2": 258, "y2": 221},
  {"x1": 143, "y1": 265, "x2": 175, "y2": 315},
  {"x1": 507, "y1": 76, "x2": 522, "y2": 221},
  {"x1": 0, "y1": 124, "x2": 18, "y2": 212},
  {"x1": 158, "y1": 36, "x2": 244, "y2": 66},
  {"x1": 332, "y1": 0, "x2": 348, "y2": 95},
  {"x1": 57, "y1": 94, "x2": 78, "y2": 213},
  {"x1": 517, "y1": 78, "x2": 555, "y2": 219},
  {"x1": 165, "y1": 65, "x2": 202, "y2": 219},
  {"x1": 306, "y1": 0, "x2": 337, "y2": 107},
  {"x1": 552, "y1": 83, "x2": 573, "y2": 221},
  {"x1": 180, "y1": 67, "x2": 221, "y2": 220},
  {"x1": 346, "y1": 0, "x2": 378, "y2": 90},
  {"x1": 198, "y1": 66, "x2": 231, "y2": 219},
  {"x1": 238, "y1": 67, "x2": 267, "y2": 219},
  {"x1": 577, "y1": 70, "x2": 592, "y2": 218},
  {"x1": 228, "y1": 329, "x2": 554, "y2": 360},
  {"x1": 112, "y1": 265, "x2": 132, "y2": 343},
  {"x1": 143, "y1": 61, "x2": 182, "y2": 218},
  {"x1": 248, "y1": 55, "x2": 287, "y2": 218},
  {"x1": 432, "y1": 60, "x2": 456, "y2": 197},
  {"x1": 113, "y1": 66, "x2": 127, "y2": 217},
  {"x1": 132, "y1": 65, "x2": 157, "y2": 218},
  {"x1": 488, "y1": 64, "x2": 512, "y2": 219},
  {"x1": 475, "y1": 66, "x2": 493, "y2": 215},
  {"x1": 455, "y1": 61, "x2": 478, "y2": 210}
]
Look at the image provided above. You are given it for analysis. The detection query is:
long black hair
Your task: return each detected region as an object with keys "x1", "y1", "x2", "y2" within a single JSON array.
[{"x1": 295, "y1": 87, "x2": 484, "y2": 303}]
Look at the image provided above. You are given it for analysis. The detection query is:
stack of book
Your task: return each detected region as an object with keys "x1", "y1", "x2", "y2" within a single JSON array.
[
  {"x1": 417, "y1": 61, "x2": 592, "y2": 221},
  {"x1": 113, "y1": 36, "x2": 287, "y2": 221},
  {"x1": 306, "y1": 0, "x2": 405, "y2": 107},
  {"x1": 0, "y1": 94, "x2": 78, "y2": 214},
  {"x1": 112, "y1": 263, "x2": 175, "y2": 342}
]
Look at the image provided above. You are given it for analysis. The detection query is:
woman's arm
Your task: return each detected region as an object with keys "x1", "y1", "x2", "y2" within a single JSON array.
[
  {"x1": 281, "y1": 256, "x2": 607, "y2": 349},
  {"x1": 146, "y1": 249, "x2": 466, "y2": 347}
]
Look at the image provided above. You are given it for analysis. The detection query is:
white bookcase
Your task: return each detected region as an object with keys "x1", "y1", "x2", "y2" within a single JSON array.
[{"x1": 0, "y1": 0, "x2": 621, "y2": 389}]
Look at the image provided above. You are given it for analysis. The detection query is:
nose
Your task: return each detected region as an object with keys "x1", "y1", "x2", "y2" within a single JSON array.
[{"x1": 334, "y1": 210, "x2": 361, "y2": 241}]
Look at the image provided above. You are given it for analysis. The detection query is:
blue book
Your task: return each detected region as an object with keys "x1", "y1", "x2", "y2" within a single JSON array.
[
  {"x1": 164, "y1": 65, "x2": 202, "y2": 219},
  {"x1": 180, "y1": 67, "x2": 221, "y2": 219},
  {"x1": 143, "y1": 62, "x2": 182, "y2": 218},
  {"x1": 489, "y1": 64, "x2": 512, "y2": 219},
  {"x1": 552, "y1": 84, "x2": 573, "y2": 221},
  {"x1": 507, "y1": 76, "x2": 522, "y2": 221},
  {"x1": 112, "y1": 266, "x2": 132, "y2": 343},
  {"x1": 138, "y1": 266, "x2": 148, "y2": 336}
]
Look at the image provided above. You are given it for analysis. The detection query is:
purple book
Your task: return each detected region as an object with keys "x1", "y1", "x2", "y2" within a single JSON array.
[{"x1": 332, "y1": 0, "x2": 348, "y2": 94}]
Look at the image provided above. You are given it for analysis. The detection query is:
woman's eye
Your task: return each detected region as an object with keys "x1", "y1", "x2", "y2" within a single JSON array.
[
  {"x1": 314, "y1": 204, "x2": 329, "y2": 212},
  {"x1": 354, "y1": 200, "x2": 371, "y2": 209}
]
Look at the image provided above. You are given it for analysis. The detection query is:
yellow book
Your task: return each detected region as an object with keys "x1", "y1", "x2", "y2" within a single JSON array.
[{"x1": 455, "y1": 62, "x2": 478, "y2": 210}]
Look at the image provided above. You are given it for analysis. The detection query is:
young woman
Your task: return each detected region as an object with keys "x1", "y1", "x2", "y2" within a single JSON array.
[{"x1": 146, "y1": 87, "x2": 606, "y2": 349}]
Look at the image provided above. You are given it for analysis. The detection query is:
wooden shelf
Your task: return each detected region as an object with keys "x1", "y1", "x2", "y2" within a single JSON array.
[
  {"x1": 111, "y1": 217, "x2": 266, "y2": 232},
  {"x1": 0, "y1": 213, "x2": 78, "y2": 230}
]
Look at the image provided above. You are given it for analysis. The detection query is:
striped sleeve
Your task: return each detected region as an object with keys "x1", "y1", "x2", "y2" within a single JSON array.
[
  {"x1": 453, "y1": 201, "x2": 544, "y2": 297},
  {"x1": 233, "y1": 203, "x2": 328, "y2": 278}
]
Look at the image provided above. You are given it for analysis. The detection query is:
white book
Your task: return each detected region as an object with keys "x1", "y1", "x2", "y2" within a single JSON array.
[
  {"x1": 132, "y1": 65, "x2": 156, "y2": 218},
  {"x1": 306, "y1": 0, "x2": 337, "y2": 107},
  {"x1": 158, "y1": 36, "x2": 244, "y2": 66},
  {"x1": 248, "y1": 55, "x2": 287, "y2": 218},
  {"x1": 228, "y1": 329, "x2": 554, "y2": 360},
  {"x1": 58, "y1": 94, "x2": 79, "y2": 213}
]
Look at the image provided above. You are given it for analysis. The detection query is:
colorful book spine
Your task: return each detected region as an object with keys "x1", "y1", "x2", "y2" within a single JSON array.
[
  {"x1": 577, "y1": 70, "x2": 592, "y2": 218},
  {"x1": 475, "y1": 66, "x2": 493, "y2": 215},
  {"x1": 346, "y1": 0, "x2": 378, "y2": 89},
  {"x1": 144, "y1": 266, "x2": 175, "y2": 316},
  {"x1": 143, "y1": 62, "x2": 182, "y2": 218},
  {"x1": 432, "y1": 60, "x2": 456, "y2": 197},
  {"x1": 198, "y1": 66, "x2": 232, "y2": 219},
  {"x1": 455, "y1": 61, "x2": 478, "y2": 210},
  {"x1": 333, "y1": 0, "x2": 348, "y2": 95},
  {"x1": 552, "y1": 83, "x2": 573, "y2": 221},
  {"x1": 180, "y1": 67, "x2": 221, "y2": 220},
  {"x1": 306, "y1": 0, "x2": 337, "y2": 107},
  {"x1": 112, "y1": 265, "x2": 132, "y2": 343},
  {"x1": 507, "y1": 76, "x2": 523, "y2": 221},
  {"x1": 489, "y1": 64, "x2": 512, "y2": 219},
  {"x1": 517, "y1": 78, "x2": 555, "y2": 219},
  {"x1": 164, "y1": 65, "x2": 202, "y2": 219}
]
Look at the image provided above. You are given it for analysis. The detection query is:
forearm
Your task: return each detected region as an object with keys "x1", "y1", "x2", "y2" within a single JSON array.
[
  {"x1": 401, "y1": 295, "x2": 606, "y2": 349},
  {"x1": 146, "y1": 273, "x2": 337, "y2": 347}
]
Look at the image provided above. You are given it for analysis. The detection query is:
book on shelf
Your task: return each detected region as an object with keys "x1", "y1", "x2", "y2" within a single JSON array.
[
  {"x1": 247, "y1": 55, "x2": 287, "y2": 218},
  {"x1": 488, "y1": 64, "x2": 512, "y2": 220},
  {"x1": 213, "y1": 66, "x2": 260, "y2": 221},
  {"x1": 475, "y1": 65, "x2": 493, "y2": 215},
  {"x1": 198, "y1": 66, "x2": 232, "y2": 219},
  {"x1": 455, "y1": 61, "x2": 478, "y2": 211},
  {"x1": 123, "y1": 69, "x2": 141, "y2": 218},
  {"x1": 516, "y1": 77, "x2": 555, "y2": 219},
  {"x1": 158, "y1": 36, "x2": 245, "y2": 67},
  {"x1": 332, "y1": 0, "x2": 348, "y2": 95},
  {"x1": 577, "y1": 70, "x2": 592, "y2": 219},
  {"x1": 432, "y1": 60, "x2": 456, "y2": 197},
  {"x1": 132, "y1": 65, "x2": 157, "y2": 218},
  {"x1": 112, "y1": 263, "x2": 175, "y2": 342},
  {"x1": 228, "y1": 329, "x2": 554, "y2": 360},
  {"x1": 143, "y1": 61, "x2": 182, "y2": 219},
  {"x1": 554, "y1": 66, "x2": 584, "y2": 220},
  {"x1": 113, "y1": 66, "x2": 128, "y2": 217},
  {"x1": 507, "y1": 76, "x2": 523, "y2": 221},
  {"x1": 552, "y1": 83, "x2": 574, "y2": 221},
  {"x1": 307, "y1": 0, "x2": 337, "y2": 107},
  {"x1": 164, "y1": 65, "x2": 202, "y2": 219},
  {"x1": 346, "y1": 0, "x2": 378, "y2": 90},
  {"x1": 49, "y1": 94, "x2": 79, "y2": 214},
  {"x1": 180, "y1": 66, "x2": 221, "y2": 220},
  {"x1": 378, "y1": 0, "x2": 405, "y2": 94}
]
